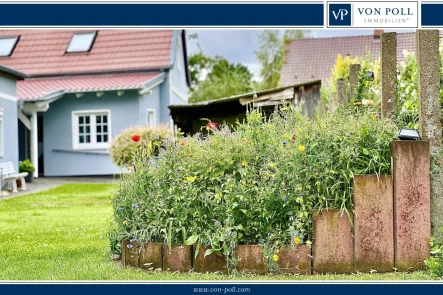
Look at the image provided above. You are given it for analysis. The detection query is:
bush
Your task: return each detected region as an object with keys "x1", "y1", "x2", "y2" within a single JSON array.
[
  {"x1": 19, "y1": 159, "x2": 35, "y2": 173},
  {"x1": 425, "y1": 228, "x2": 443, "y2": 277},
  {"x1": 110, "y1": 125, "x2": 172, "y2": 167},
  {"x1": 111, "y1": 107, "x2": 396, "y2": 271}
]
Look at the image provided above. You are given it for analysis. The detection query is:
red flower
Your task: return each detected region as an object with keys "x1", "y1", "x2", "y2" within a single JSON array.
[
  {"x1": 206, "y1": 122, "x2": 218, "y2": 130},
  {"x1": 292, "y1": 134, "x2": 297, "y2": 142},
  {"x1": 131, "y1": 135, "x2": 141, "y2": 142}
]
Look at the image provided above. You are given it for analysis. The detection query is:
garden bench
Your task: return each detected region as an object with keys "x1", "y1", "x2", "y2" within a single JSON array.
[{"x1": 0, "y1": 162, "x2": 28, "y2": 193}]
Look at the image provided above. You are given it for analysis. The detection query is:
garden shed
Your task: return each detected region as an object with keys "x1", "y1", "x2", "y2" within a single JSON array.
[{"x1": 169, "y1": 80, "x2": 321, "y2": 135}]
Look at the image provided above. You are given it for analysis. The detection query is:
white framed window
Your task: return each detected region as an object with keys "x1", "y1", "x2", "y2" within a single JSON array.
[
  {"x1": 72, "y1": 110, "x2": 111, "y2": 150},
  {"x1": 0, "y1": 36, "x2": 19, "y2": 57},
  {"x1": 0, "y1": 109, "x2": 3, "y2": 157},
  {"x1": 67, "y1": 32, "x2": 96, "y2": 53},
  {"x1": 146, "y1": 109, "x2": 156, "y2": 127}
]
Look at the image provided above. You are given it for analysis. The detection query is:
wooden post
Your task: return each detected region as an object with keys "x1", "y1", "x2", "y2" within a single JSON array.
[
  {"x1": 337, "y1": 78, "x2": 347, "y2": 106},
  {"x1": 416, "y1": 29, "x2": 443, "y2": 239},
  {"x1": 349, "y1": 64, "x2": 361, "y2": 100},
  {"x1": 381, "y1": 32, "x2": 397, "y2": 119}
]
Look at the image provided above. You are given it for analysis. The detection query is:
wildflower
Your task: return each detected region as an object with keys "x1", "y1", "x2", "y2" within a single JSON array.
[
  {"x1": 186, "y1": 176, "x2": 197, "y2": 183},
  {"x1": 123, "y1": 221, "x2": 128, "y2": 225},
  {"x1": 292, "y1": 134, "x2": 297, "y2": 142},
  {"x1": 298, "y1": 145, "x2": 306, "y2": 152},
  {"x1": 275, "y1": 249, "x2": 280, "y2": 253},
  {"x1": 283, "y1": 141, "x2": 287, "y2": 146},
  {"x1": 132, "y1": 203, "x2": 139, "y2": 208},
  {"x1": 147, "y1": 160, "x2": 153, "y2": 166},
  {"x1": 294, "y1": 237, "x2": 301, "y2": 244},
  {"x1": 231, "y1": 232, "x2": 237, "y2": 237},
  {"x1": 283, "y1": 196, "x2": 287, "y2": 202},
  {"x1": 241, "y1": 160, "x2": 247, "y2": 166},
  {"x1": 130, "y1": 238, "x2": 137, "y2": 243},
  {"x1": 242, "y1": 200, "x2": 246, "y2": 205},
  {"x1": 127, "y1": 244, "x2": 133, "y2": 249},
  {"x1": 179, "y1": 141, "x2": 185, "y2": 146},
  {"x1": 206, "y1": 121, "x2": 218, "y2": 130},
  {"x1": 362, "y1": 99, "x2": 373, "y2": 106},
  {"x1": 273, "y1": 255, "x2": 279, "y2": 261},
  {"x1": 269, "y1": 163, "x2": 275, "y2": 168},
  {"x1": 118, "y1": 207, "x2": 124, "y2": 211},
  {"x1": 130, "y1": 134, "x2": 141, "y2": 142},
  {"x1": 177, "y1": 169, "x2": 182, "y2": 173},
  {"x1": 306, "y1": 240, "x2": 312, "y2": 246},
  {"x1": 154, "y1": 136, "x2": 159, "y2": 140},
  {"x1": 265, "y1": 256, "x2": 269, "y2": 259},
  {"x1": 353, "y1": 102, "x2": 362, "y2": 106},
  {"x1": 281, "y1": 106, "x2": 289, "y2": 111},
  {"x1": 275, "y1": 241, "x2": 279, "y2": 245}
]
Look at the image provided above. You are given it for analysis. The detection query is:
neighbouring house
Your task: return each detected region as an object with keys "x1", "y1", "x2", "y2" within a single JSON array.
[
  {"x1": 281, "y1": 30, "x2": 420, "y2": 87},
  {"x1": 170, "y1": 80, "x2": 321, "y2": 135},
  {"x1": 0, "y1": 30, "x2": 190, "y2": 177},
  {"x1": 0, "y1": 65, "x2": 27, "y2": 169}
]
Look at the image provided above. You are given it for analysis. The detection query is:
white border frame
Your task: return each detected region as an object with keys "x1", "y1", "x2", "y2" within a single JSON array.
[
  {"x1": 146, "y1": 108, "x2": 157, "y2": 127},
  {"x1": 71, "y1": 109, "x2": 111, "y2": 150}
]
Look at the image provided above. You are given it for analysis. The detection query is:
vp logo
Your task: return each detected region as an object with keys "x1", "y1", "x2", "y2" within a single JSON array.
[
  {"x1": 332, "y1": 9, "x2": 348, "y2": 20},
  {"x1": 329, "y1": 3, "x2": 352, "y2": 26}
]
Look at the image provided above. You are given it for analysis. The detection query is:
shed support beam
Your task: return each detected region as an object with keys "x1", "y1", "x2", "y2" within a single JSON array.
[{"x1": 30, "y1": 111, "x2": 38, "y2": 178}]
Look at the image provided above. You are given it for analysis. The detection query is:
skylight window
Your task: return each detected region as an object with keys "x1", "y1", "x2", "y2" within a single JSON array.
[
  {"x1": 0, "y1": 36, "x2": 19, "y2": 57},
  {"x1": 67, "y1": 32, "x2": 96, "y2": 53}
]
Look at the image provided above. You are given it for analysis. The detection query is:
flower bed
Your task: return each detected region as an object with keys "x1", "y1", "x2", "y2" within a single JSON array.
[{"x1": 111, "y1": 107, "x2": 396, "y2": 274}]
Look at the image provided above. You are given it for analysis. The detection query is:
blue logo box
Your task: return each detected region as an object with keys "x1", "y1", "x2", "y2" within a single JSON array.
[{"x1": 329, "y1": 3, "x2": 352, "y2": 26}]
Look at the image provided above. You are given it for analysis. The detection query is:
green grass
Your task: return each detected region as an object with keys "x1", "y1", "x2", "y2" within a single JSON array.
[{"x1": 0, "y1": 184, "x2": 439, "y2": 280}]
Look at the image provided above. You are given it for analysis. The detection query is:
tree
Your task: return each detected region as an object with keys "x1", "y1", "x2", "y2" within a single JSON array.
[
  {"x1": 188, "y1": 54, "x2": 253, "y2": 103},
  {"x1": 255, "y1": 30, "x2": 312, "y2": 90}
]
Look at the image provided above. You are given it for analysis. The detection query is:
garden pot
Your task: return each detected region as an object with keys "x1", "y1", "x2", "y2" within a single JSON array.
[
  {"x1": 277, "y1": 245, "x2": 311, "y2": 274},
  {"x1": 16, "y1": 179, "x2": 22, "y2": 188},
  {"x1": 140, "y1": 242, "x2": 163, "y2": 271},
  {"x1": 194, "y1": 246, "x2": 228, "y2": 274},
  {"x1": 163, "y1": 244, "x2": 192, "y2": 272},
  {"x1": 235, "y1": 245, "x2": 268, "y2": 274},
  {"x1": 122, "y1": 240, "x2": 139, "y2": 268},
  {"x1": 24, "y1": 173, "x2": 33, "y2": 183}
]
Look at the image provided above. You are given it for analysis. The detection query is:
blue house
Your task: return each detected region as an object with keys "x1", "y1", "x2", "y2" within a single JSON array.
[
  {"x1": 0, "y1": 30, "x2": 190, "y2": 177},
  {"x1": 0, "y1": 65, "x2": 27, "y2": 169}
]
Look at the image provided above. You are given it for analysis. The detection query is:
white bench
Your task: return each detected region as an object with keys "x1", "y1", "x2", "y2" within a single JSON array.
[{"x1": 0, "y1": 162, "x2": 28, "y2": 193}]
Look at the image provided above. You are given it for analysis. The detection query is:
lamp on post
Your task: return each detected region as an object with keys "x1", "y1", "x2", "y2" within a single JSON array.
[{"x1": 398, "y1": 129, "x2": 421, "y2": 140}]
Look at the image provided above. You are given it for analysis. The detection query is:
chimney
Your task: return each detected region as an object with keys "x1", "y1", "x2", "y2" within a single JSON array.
[{"x1": 374, "y1": 30, "x2": 384, "y2": 39}]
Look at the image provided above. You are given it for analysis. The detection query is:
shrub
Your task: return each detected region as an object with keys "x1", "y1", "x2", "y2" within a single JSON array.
[
  {"x1": 110, "y1": 125, "x2": 172, "y2": 167},
  {"x1": 19, "y1": 159, "x2": 35, "y2": 173},
  {"x1": 111, "y1": 107, "x2": 396, "y2": 272}
]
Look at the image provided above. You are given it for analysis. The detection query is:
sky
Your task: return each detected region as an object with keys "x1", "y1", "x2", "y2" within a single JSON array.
[{"x1": 186, "y1": 29, "x2": 414, "y2": 81}]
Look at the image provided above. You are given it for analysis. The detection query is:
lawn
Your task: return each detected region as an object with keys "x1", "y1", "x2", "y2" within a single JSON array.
[{"x1": 0, "y1": 183, "x2": 438, "y2": 280}]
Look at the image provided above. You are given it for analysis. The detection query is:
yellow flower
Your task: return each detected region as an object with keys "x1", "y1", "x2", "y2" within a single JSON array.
[
  {"x1": 281, "y1": 106, "x2": 289, "y2": 111},
  {"x1": 179, "y1": 141, "x2": 185, "y2": 146},
  {"x1": 269, "y1": 163, "x2": 275, "y2": 168},
  {"x1": 306, "y1": 240, "x2": 312, "y2": 246},
  {"x1": 273, "y1": 255, "x2": 279, "y2": 262},
  {"x1": 265, "y1": 171, "x2": 271, "y2": 177},
  {"x1": 275, "y1": 241, "x2": 279, "y2": 245},
  {"x1": 362, "y1": 99, "x2": 373, "y2": 106},
  {"x1": 122, "y1": 221, "x2": 128, "y2": 225},
  {"x1": 186, "y1": 176, "x2": 197, "y2": 183},
  {"x1": 275, "y1": 249, "x2": 280, "y2": 253},
  {"x1": 298, "y1": 145, "x2": 305, "y2": 152},
  {"x1": 353, "y1": 102, "x2": 362, "y2": 106},
  {"x1": 294, "y1": 237, "x2": 301, "y2": 244},
  {"x1": 241, "y1": 160, "x2": 247, "y2": 166},
  {"x1": 265, "y1": 256, "x2": 269, "y2": 259}
]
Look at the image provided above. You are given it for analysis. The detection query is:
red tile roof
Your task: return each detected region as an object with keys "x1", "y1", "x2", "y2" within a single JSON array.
[
  {"x1": 0, "y1": 30, "x2": 174, "y2": 76},
  {"x1": 17, "y1": 73, "x2": 161, "y2": 101},
  {"x1": 281, "y1": 32, "x2": 418, "y2": 87}
]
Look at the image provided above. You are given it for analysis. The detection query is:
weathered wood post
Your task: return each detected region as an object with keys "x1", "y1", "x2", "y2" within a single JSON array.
[
  {"x1": 416, "y1": 29, "x2": 443, "y2": 240},
  {"x1": 329, "y1": 91, "x2": 337, "y2": 112},
  {"x1": 349, "y1": 64, "x2": 361, "y2": 100},
  {"x1": 381, "y1": 32, "x2": 397, "y2": 119},
  {"x1": 337, "y1": 78, "x2": 347, "y2": 106}
]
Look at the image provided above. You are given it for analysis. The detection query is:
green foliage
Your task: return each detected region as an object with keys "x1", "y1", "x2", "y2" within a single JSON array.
[
  {"x1": 255, "y1": 30, "x2": 311, "y2": 90},
  {"x1": 188, "y1": 54, "x2": 253, "y2": 103},
  {"x1": 109, "y1": 125, "x2": 172, "y2": 167},
  {"x1": 112, "y1": 107, "x2": 396, "y2": 272},
  {"x1": 19, "y1": 159, "x2": 35, "y2": 173},
  {"x1": 425, "y1": 228, "x2": 443, "y2": 277}
]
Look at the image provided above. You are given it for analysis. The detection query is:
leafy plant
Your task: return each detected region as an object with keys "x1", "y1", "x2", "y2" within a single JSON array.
[
  {"x1": 425, "y1": 228, "x2": 443, "y2": 277},
  {"x1": 19, "y1": 159, "x2": 35, "y2": 173},
  {"x1": 109, "y1": 125, "x2": 172, "y2": 167},
  {"x1": 111, "y1": 107, "x2": 396, "y2": 273}
]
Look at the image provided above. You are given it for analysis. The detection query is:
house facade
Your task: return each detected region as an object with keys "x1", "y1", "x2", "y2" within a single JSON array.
[
  {"x1": 0, "y1": 30, "x2": 190, "y2": 177},
  {"x1": 0, "y1": 65, "x2": 27, "y2": 168}
]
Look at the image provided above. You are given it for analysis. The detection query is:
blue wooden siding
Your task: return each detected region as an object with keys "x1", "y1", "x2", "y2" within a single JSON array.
[
  {"x1": 0, "y1": 72, "x2": 19, "y2": 168},
  {"x1": 170, "y1": 32, "x2": 188, "y2": 104},
  {"x1": 43, "y1": 91, "x2": 140, "y2": 176}
]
